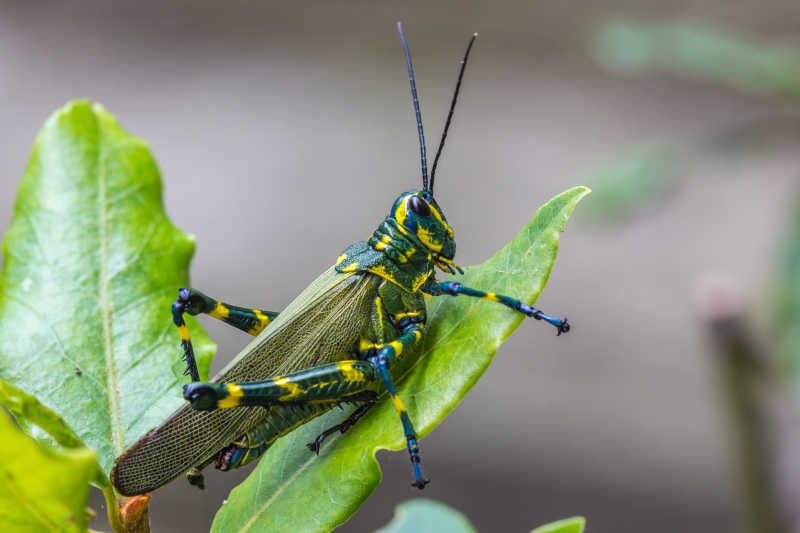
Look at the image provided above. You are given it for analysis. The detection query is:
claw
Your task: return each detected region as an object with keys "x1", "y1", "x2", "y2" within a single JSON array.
[
  {"x1": 306, "y1": 440, "x2": 321, "y2": 455},
  {"x1": 557, "y1": 318, "x2": 570, "y2": 336},
  {"x1": 411, "y1": 478, "x2": 430, "y2": 489}
]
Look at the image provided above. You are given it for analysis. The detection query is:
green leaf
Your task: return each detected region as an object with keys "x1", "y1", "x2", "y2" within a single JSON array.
[
  {"x1": 211, "y1": 186, "x2": 589, "y2": 532},
  {"x1": 374, "y1": 499, "x2": 476, "y2": 533},
  {"x1": 0, "y1": 378, "x2": 84, "y2": 450},
  {"x1": 531, "y1": 516, "x2": 586, "y2": 533},
  {"x1": 591, "y1": 20, "x2": 800, "y2": 98},
  {"x1": 0, "y1": 100, "x2": 215, "y2": 475},
  {"x1": 0, "y1": 378, "x2": 124, "y2": 531},
  {"x1": 0, "y1": 409, "x2": 97, "y2": 532}
]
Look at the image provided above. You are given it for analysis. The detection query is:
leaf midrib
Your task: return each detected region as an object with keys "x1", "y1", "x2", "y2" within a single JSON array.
[{"x1": 96, "y1": 116, "x2": 123, "y2": 456}]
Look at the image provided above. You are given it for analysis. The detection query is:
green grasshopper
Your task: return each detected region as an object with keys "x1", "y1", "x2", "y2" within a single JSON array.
[{"x1": 111, "y1": 23, "x2": 570, "y2": 496}]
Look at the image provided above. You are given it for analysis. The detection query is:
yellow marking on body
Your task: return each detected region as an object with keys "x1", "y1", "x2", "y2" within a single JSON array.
[
  {"x1": 338, "y1": 361, "x2": 366, "y2": 382},
  {"x1": 274, "y1": 377, "x2": 304, "y2": 401},
  {"x1": 368, "y1": 264, "x2": 398, "y2": 285},
  {"x1": 209, "y1": 301, "x2": 230, "y2": 320},
  {"x1": 395, "y1": 195, "x2": 409, "y2": 227},
  {"x1": 177, "y1": 324, "x2": 190, "y2": 341},
  {"x1": 249, "y1": 309, "x2": 271, "y2": 335},
  {"x1": 413, "y1": 330, "x2": 422, "y2": 341},
  {"x1": 427, "y1": 202, "x2": 454, "y2": 238},
  {"x1": 391, "y1": 394, "x2": 406, "y2": 413},
  {"x1": 374, "y1": 241, "x2": 386, "y2": 251},
  {"x1": 341, "y1": 261, "x2": 359, "y2": 272},
  {"x1": 411, "y1": 270, "x2": 432, "y2": 292},
  {"x1": 335, "y1": 253, "x2": 348, "y2": 266},
  {"x1": 375, "y1": 296, "x2": 384, "y2": 327},
  {"x1": 417, "y1": 227, "x2": 443, "y2": 252},
  {"x1": 394, "y1": 222, "x2": 412, "y2": 238},
  {"x1": 218, "y1": 384, "x2": 243, "y2": 409},
  {"x1": 367, "y1": 264, "x2": 431, "y2": 292},
  {"x1": 423, "y1": 293, "x2": 432, "y2": 300},
  {"x1": 389, "y1": 340, "x2": 404, "y2": 356},
  {"x1": 485, "y1": 292, "x2": 500, "y2": 302},
  {"x1": 395, "y1": 310, "x2": 421, "y2": 320}
]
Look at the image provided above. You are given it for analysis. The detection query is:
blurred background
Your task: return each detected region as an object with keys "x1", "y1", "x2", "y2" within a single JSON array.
[{"x1": 2, "y1": 1, "x2": 800, "y2": 532}]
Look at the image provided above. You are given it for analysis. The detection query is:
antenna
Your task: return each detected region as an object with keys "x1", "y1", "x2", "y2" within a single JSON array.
[
  {"x1": 396, "y1": 22, "x2": 429, "y2": 192},
  {"x1": 429, "y1": 33, "x2": 477, "y2": 194}
]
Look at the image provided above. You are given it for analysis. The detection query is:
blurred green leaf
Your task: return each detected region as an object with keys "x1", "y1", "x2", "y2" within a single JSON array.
[
  {"x1": 579, "y1": 144, "x2": 675, "y2": 221},
  {"x1": 0, "y1": 101, "x2": 215, "y2": 475},
  {"x1": 211, "y1": 187, "x2": 588, "y2": 532},
  {"x1": 592, "y1": 20, "x2": 800, "y2": 97},
  {"x1": 374, "y1": 499, "x2": 476, "y2": 533},
  {"x1": 531, "y1": 516, "x2": 586, "y2": 533},
  {"x1": 0, "y1": 409, "x2": 97, "y2": 532},
  {"x1": 775, "y1": 194, "x2": 800, "y2": 395}
]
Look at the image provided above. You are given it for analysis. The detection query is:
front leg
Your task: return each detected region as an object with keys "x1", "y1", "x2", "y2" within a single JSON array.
[
  {"x1": 426, "y1": 280, "x2": 570, "y2": 335},
  {"x1": 172, "y1": 288, "x2": 280, "y2": 381},
  {"x1": 365, "y1": 318, "x2": 429, "y2": 488}
]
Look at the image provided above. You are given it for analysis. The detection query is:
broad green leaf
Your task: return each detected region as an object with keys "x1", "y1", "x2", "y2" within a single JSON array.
[
  {"x1": 0, "y1": 378, "x2": 84, "y2": 450},
  {"x1": 531, "y1": 516, "x2": 586, "y2": 533},
  {"x1": 212, "y1": 186, "x2": 589, "y2": 532},
  {"x1": 0, "y1": 409, "x2": 97, "y2": 532},
  {"x1": 0, "y1": 378, "x2": 124, "y2": 532},
  {"x1": 374, "y1": 499, "x2": 476, "y2": 533},
  {"x1": 0, "y1": 100, "x2": 215, "y2": 475},
  {"x1": 591, "y1": 20, "x2": 800, "y2": 97}
]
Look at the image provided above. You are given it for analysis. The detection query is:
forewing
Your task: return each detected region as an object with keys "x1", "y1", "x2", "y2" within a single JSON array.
[{"x1": 111, "y1": 267, "x2": 379, "y2": 495}]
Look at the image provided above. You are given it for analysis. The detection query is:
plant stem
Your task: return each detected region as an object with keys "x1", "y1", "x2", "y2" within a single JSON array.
[{"x1": 698, "y1": 275, "x2": 785, "y2": 533}]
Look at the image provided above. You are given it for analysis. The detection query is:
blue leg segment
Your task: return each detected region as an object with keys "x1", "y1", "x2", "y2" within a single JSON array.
[
  {"x1": 428, "y1": 281, "x2": 570, "y2": 335},
  {"x1": 367, "y1": 321, "x2": 429, "y2": 489}
]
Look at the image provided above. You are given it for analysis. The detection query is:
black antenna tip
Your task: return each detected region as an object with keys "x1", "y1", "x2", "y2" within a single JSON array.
[
  {"x1": 396, "y1": 22, "x2": 429, "y2": 193},
  {"x1": 429, "y1": 32, "x2": 478, "y2": 194}
]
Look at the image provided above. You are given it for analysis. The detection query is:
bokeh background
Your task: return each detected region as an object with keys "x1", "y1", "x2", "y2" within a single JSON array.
[{"x1": 2, "y1": 1, "x2": 800, "y2": 532}]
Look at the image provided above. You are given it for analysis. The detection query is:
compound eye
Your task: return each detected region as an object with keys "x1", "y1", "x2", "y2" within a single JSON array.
[{"x1": 408, "y1": 195, "x2": 431, "y2": 217}]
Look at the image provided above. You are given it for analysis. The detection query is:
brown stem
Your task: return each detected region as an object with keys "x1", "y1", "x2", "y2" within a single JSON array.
[{"x1": 119, "y1": 494, "x2": 151, "y2": 533}]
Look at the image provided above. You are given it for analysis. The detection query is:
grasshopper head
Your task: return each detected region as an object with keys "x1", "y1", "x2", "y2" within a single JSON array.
[{"x1": 390, "y1": 190, "x2": 457, "y2": 270}]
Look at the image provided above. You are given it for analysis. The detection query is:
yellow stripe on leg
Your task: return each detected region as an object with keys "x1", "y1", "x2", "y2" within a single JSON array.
[
  {"x1": 338, "y1": 361, "x2": 366, "y2": 382},
  {"x1": 218, "y1": 384, "x2": 243, "y2": 408},
  {"x1": 389, "y1": 340, "x2": 404, "y2": 357},
  {"x1": 249, "y1": 309, "x2": 272, "y2": 335},
  {"x1": 177, "y1": 324, "x2": 191, "y2": 341},
  {"x1": 274, "y1": 377, "x2": 304, "y2": 400},
  {"x1": 391, "y1": 394, "x2": 406, "y2": 413},
  {"x1": 209, "y1": 301, "x2": 230, "y2": 320}
]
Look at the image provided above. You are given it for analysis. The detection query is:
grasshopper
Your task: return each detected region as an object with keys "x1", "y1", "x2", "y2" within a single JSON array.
[{"x1": 111, "y1": 23, "x2": 570, "y2": 496}]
